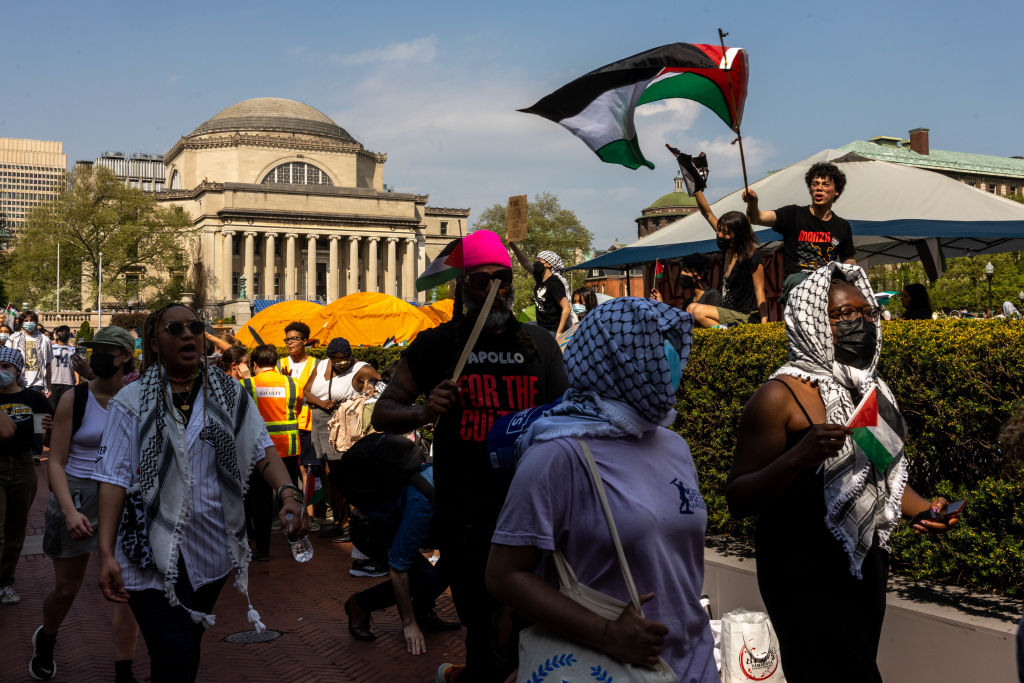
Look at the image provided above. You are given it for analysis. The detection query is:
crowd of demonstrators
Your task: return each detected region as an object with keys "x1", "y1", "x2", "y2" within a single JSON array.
[
  {"x1": 743, "y1": 161, "x2": 856, "y2": 305},
  {"x1": 374, "y1": 229, "x2": 568, "y2": 682},
  {"x1": 343, "y1": 434, "x2": 459, "y2": 654},
  {"x1": 488, "y1": 297, "x2": 717, "y2": 680},
  {"x1": 31, "y1": 326, "x2": 139, "y2": 681},
  {"x1": 304, "y1": 336, "x2": 383, "y2": 566},
  {"x1": 93, "y1": 304, "x2": 308, "y2": 683},
  {"x1": 239, "y1": 344, "x2": 302, "y2": 562},
  {"x1": 0, "y1": 346, "x2": 53, "y2": 607},
  {"x1": 901, "y1": 284, "x2": 933, "y2": 320},
  {"x1": 728, "y1": 264, "x2": 958, "y2": 682},
  {"x1": 510, "y1": 242, "x2": 576, "y2": 336}
]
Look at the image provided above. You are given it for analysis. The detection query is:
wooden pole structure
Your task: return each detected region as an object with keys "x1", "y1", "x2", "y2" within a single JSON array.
[
  {"x1": 718, "y1": 28, "x2": 750, "y2": 193},
  {"x1": 451, "y1": 278, "x2": 500, "y2": 380}
]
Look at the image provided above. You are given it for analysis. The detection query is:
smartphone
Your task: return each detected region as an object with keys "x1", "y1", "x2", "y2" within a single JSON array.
[
  {"x1": 75, "y1": 345, "x2": 87, "y2": 357},
  {"x1": 920, "y1": 499, "x2": 965, "y2": 521}
]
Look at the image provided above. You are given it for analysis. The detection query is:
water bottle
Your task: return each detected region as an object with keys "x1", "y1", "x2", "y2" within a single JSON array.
[{"x1": 283, "y1": 512, "x2": 313, "y2": 562}]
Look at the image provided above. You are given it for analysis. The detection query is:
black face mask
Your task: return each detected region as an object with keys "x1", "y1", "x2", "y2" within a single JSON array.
[
  {"x1": 679, "y1": 274, "x2": 696, "y2": 289},
  {"x1": 57, "y1": 333, "x2": 71, "y2": 343},
  {"x1": 717, "y1": 236, "x2": 733, "y2": 251},
  {"x1": 89, "y1": 352, "x2": 120, "y2": 379},
  {"x1": 532, "y1": 261, "x2": 546, "y2": 282},
  {"x1": 833, "y1": 318, "x2": 877, "y2": 369}
]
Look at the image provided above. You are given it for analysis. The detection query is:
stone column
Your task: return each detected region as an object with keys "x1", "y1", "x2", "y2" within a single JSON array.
[
  {"x1": 366, "y1": 237, "x2": 379, "y2": 293},
  {"x1": 328, "y1": 235, "x2": 341, "y2": 301},
  {"x1": 306, "y1": 235, "x2": 318, "y2": 300},
  {"x1": 222, "y1": 230, "x2": 236, "y2": 300},
  {"x1": 385, "y1": 237, "x2": 398, "y2": 297},
  {"x1": 285, "y1": 233, "x2": 298, "y2": 299},
  {"x1": 263, "y1": 233, "x2": 277, "y2": 298},
  {"x1": 416, "y1": 234, "x2": 428, "y2": 303},
  {"x1": 347, "y1": 236, "x2": 360, "y2": 294},
  {"x1": 402, "y1": 238, "x2": 417, "y2": 300},
  {"x1": 243, "y1": 232, "x2": 257, "y2": 300}
]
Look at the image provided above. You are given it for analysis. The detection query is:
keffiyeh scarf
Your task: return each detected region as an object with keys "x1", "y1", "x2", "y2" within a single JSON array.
[
  {"x1": 773, "y1": 262, "x2": 908, "y2": 578},
  {"x1": 537, "y1": 249, "x2": 578, "y2": 325},
  {"x1": 112, "y1": 363, "x2": 267, "y2": 630},
  {"x1": 524, "y1": 298, "x2": 692, "y2": 444}
]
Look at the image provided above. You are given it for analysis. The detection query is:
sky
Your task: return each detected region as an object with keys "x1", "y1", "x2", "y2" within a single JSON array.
[{"x1": 2, "y1": 0, "x2": 1022, "y2": 251}]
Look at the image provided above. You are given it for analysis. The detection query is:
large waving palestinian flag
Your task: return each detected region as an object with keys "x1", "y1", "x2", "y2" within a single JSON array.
[
  {"x1": 520, "y1": 43, "x2": 748, "y2": 170},
  {"x1": 847, "y1": 387, "x2": 908, "y2": 474}
]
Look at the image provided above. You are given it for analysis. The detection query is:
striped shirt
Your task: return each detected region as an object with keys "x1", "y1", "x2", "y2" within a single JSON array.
[{"x1": 92, "y1": 389, "x2": 274, "y2": 591}]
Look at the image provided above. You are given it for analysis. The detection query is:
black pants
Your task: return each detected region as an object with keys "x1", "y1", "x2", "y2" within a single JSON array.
[
  {"x1": 352, "y1": 554, "x2": 447, "y2": 617},
  {"x1": 127, "y1": 560, "x2": 228, "y2": 683},
  {"x1": 244, "y1": 470, "x2": 273, "y2": 555},
  {"x1": 441, "y1": 525, "x2": 518, "y2": 683}
]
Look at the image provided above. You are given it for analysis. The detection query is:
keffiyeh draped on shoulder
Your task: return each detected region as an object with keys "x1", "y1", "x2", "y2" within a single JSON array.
[{"x1": 773, "y1": 262, "x2": 908, "y2": 578}]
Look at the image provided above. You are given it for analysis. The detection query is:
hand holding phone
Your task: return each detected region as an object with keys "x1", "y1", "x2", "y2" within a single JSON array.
[{"x1": 911, "y1": 499, "x2": 965, "y2": 532}]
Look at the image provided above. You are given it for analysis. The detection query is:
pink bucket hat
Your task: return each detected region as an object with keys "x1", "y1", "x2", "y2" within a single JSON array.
[{"x1": 459, "y1": 230, "x2": 512, "y2": 269}]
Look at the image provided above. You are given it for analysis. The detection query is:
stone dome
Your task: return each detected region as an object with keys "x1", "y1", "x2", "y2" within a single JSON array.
[{"x1": 189, "y1": 97, "x2": 357, "y2": 143}]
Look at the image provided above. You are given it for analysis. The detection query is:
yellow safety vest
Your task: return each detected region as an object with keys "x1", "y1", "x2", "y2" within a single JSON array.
[
  {"x1": 242, "y1": 370, "x2": 300, "y2": 458},
  {"x1": 279, "y1": 356, "x2": 315, "y2": 431}
]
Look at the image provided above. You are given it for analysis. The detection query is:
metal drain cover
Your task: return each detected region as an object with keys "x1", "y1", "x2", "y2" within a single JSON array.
[{"x1": 224, "y1": 629, "x2": 282, "y2": 644}]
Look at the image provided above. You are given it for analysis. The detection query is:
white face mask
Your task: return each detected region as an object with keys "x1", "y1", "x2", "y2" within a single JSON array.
[
  {"x1": 0, "y1": 333, "x2": 9, "y2": 344},
  {"x1": 0, "y1": 370, "x2": 15, "y2": 388}
]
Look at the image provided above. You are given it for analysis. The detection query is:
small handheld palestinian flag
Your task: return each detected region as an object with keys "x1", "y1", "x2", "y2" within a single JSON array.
[
  {"x1": 666, "y1": 145, "x2": 709, "y2": 197},
  {"x1": 415, "y1": 238, "x2": 463, "y2": 292},
  {"x1": 303, "y1": 470, "x2": 324, "y2": 507},
  {"x1": 846, "y1": 387, "x2": 908, "y2": 474},
  {"x1": 654, "y1": 260, "x2": 664, "y2": 279},
  {"x1": 521, "y1": 42, "x2": 748, "y2": 170}
]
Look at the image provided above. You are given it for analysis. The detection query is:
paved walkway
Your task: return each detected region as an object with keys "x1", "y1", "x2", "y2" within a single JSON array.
[{"x1": 0, "y1": 458, "x2": 466, "y2": 682}]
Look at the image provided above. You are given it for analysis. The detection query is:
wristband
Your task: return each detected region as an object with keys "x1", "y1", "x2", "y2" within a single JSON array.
[{"x1": 275, "y1": 483, "x2": 300, "y2": 504}]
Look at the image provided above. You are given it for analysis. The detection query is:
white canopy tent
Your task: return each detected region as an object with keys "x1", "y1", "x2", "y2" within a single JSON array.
[{"x1": 576, "y1": 149, "x2": 1024, "y2": 280}]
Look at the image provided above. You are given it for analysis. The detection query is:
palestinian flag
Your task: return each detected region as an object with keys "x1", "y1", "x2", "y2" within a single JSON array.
[
  {"x1": 303, "y1": 469, "x2": 324, "y2": 507},
  {"x1": 415, "y1": 238, "x2": 463, "y2": 292},
  {"x1": 847, "y1": 388, "x2": 907, "y2": 473},
  {"x1": 654, "y1": 260, "x2": 665, "y2": 279},
  {"x1": 521, "y1": 42, "x2": 748, "y2": 170}
]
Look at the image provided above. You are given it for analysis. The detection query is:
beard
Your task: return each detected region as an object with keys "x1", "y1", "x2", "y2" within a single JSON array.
[{"x1": 464, "y1": 289, "x2": 516, "y2": 330}]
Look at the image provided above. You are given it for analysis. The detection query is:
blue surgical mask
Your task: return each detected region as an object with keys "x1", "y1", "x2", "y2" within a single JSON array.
[
  {"x1": 22, "y1": 322, "x2": 37, "y2": 333},
  {"x1": 0, "y1": 333, "x2": 9, "y2": 345},
  {"x1": 572, "y1": 303, "x2": 586, "y2": 316},
  {"x1": 664, "y1": 340, "x2": 682, "y2": 393},
  {"x1": 0, "y1": 370, "x2": 15, "y2": 388}
]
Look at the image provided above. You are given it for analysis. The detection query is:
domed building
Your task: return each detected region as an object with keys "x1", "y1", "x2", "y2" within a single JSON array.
[
  {"x1": 159, "y1": 97, "x2": 467, "y2": 310},
  {"x1": 635, "y1": 172, "x2": 698, "y2": 238}
]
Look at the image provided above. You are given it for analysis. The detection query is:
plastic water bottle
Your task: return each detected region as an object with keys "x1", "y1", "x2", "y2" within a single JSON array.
[{"x1": 283, "y1": 513, "x2": 313, "y2": 562}]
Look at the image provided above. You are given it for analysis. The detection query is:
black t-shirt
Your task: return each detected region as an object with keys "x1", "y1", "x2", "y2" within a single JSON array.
[
  {"x1": 773, "y1": 205, "x2": 855, "y2": 276},
  {"x1": 534, "y1": 276, "x2": 567, "y2": 332},
  {"x1": 403, "y1": 320, "x2": 568, "y2": 533},
  {"x1": 681, "y1": 288, "x2": 723, "y2": 310},
  {"x1": 721, "y1": 250, "x2": 764, "y2": 313},
  {"x1": 1, "y1": 388, "x2": 53, "y2": 455}
]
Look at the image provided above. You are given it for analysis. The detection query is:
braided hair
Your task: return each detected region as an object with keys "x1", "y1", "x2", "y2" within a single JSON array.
[{"x1": 141, "y1": 302, "x2": 200, "y2": 371}]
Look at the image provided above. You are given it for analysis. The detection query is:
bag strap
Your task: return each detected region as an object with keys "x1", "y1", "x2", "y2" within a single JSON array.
[
  {"x1": 576, "y1": 438, "x2": 643, "y2": 613},
  {"x1": 71, "y1": 382, "x2": 90, "y2": 437}
]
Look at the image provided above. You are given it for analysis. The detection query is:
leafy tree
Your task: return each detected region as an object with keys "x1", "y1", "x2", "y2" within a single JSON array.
[
  {"x1": 4, "y1": 166, "x2": 194, "y2": 310},
  {"x1": 472, "y1": 193, "x2": 593, "y2": 314}
]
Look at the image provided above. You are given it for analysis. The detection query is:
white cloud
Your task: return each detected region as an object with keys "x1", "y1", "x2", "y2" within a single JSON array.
[{"x1": 332, "y1": 36, "x2": 437, "y2": 66}]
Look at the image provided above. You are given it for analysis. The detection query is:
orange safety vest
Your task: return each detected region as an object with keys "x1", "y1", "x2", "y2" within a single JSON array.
[
  {"x1": 279, "y1": 355, "x2": 315, "y2": 431},
  {"x1": 241, "y1": 370, "x2": 301, "y2": 458}
]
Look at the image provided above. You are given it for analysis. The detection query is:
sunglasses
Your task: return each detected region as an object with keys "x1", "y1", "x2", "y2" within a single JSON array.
[
  {"x1": 163, "y1": 320, "x2": 205, "y2": 336},
  {"x1": 465, "y1": 268, "x2": 514, "y2": 291}
]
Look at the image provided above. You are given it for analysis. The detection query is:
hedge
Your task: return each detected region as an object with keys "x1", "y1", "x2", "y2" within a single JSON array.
[{"x1": 677, "y1": 320, "x2": 1024, "y2": 596}]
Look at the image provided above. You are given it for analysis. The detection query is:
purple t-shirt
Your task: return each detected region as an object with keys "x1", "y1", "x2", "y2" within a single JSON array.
[{"x1": 493, "y1": 428, "x2": 717, "y2": 682}]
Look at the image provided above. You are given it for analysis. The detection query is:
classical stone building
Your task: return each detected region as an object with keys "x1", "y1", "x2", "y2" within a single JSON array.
[
  {"x1": 158, "y1": 97, "x2": 467, "y2": 307},
  {"x1": 635, "y1": 171, "x2": 698, "y2": 239}
]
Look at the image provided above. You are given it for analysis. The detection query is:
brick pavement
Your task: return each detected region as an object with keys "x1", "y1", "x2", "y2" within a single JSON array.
[{"x1": 0, "y1": 458, "x2": 467, "y2": 682}]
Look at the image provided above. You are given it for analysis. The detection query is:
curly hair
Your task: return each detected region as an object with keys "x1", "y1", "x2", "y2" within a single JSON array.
[{"x1": 804, "y1": 161, "x2": 847, "y2": 198}]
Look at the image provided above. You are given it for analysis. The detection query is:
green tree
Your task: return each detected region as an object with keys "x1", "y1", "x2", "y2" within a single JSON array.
[
  {"x1": 472, "y1": 193, "x2": 593, "y2": 315},
  {"x1": 4, "y1": 166, "x2": 194, "y2": 310}
]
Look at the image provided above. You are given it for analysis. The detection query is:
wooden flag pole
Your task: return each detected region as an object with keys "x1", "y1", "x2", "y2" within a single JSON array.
[
  {"x1": 451, "y1": 278, "x2": 501, "y2": 380},
  {"x1": 718, "y1": 28, "x2": 750, "y2": 193}
]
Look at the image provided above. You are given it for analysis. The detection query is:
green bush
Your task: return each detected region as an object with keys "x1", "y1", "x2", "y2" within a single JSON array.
[
  {"x1": 110, "y1": 312, "x2": 149, "y2": 332},
  {"x1": 676, "y1": 319, "x2": 1024, "y2": 595},
  {"x1": 76, "y1": 320, "x2": 93, "y2": 342}
]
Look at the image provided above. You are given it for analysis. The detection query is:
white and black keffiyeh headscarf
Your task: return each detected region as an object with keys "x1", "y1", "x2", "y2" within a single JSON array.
[
  {"x1": 524, "y1": 297, "x2": 692, "y2": 444},
  {"x1": 773, "y1": 262, "x2": 908, "y2": 578}
]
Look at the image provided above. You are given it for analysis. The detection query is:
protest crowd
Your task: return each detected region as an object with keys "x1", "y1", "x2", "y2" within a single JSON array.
[{"x1": 1, "y1": 161, "x2": 1022, "y2": 683}]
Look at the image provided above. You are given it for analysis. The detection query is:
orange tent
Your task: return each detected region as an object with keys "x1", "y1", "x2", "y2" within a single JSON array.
[
  {"x1": 419, "y1": 299, "x2": 455, "y2": 326},
  {"x1": 234, "y1": 300, "x2": 331, "y2": 348},
  {"x1": 316, "y1": 292, "x2": 439, "y2": 346}
]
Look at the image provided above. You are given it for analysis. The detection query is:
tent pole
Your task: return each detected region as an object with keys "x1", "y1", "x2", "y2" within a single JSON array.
[{"x1": 718, "y1": 28, "x2": 749, "y2": 192}]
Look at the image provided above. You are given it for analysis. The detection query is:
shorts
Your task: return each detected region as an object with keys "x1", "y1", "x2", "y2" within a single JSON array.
[
  {"x1": 715, "y1": 307, "x2": 761, "y2": 326},
  {"x1": 43, "y1": 474, "x2": 99, "y2": 559}
]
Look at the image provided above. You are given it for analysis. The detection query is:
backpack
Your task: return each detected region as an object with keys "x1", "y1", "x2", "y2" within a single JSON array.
[
  {"x1": 335, "y1": 432, "x2": 433, "y2": 510},
  {"x1": 71, "y1": 383, "x2": 90, "y2": 437}
]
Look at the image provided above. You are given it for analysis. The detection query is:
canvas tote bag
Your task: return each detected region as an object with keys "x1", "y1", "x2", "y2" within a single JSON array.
[
  {"x1": 516, "y1": 439, "x2": 678, "y2": 683},
  {"x1": 720, "y1": 609, "x2": 785, "y2": 682}
]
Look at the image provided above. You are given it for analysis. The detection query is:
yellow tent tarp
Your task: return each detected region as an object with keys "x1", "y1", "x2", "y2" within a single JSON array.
[{"x1": 234, "y1": 301, "x2": 330, "y2": 348}]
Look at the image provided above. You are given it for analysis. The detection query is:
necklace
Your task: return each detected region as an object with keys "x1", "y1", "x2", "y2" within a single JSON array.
[
  {"x1": 167, "y1": 367, "x2": 201, "y2": 384},
  {"x1": 171, "y1": 378, "x2": 201, "y2": 413}
]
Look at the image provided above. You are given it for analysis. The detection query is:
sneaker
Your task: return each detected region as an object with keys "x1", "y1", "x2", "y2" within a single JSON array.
[
  {"x1": 435, "y1": 663, "x2": 464, "y2": 682},
  {"x1": 0, "y1": 585, "x2": 20, "y2": 604},
  {"x1": 28, "y1": 625, "x2": 56, "y2": 680},
  {"x1": 349, "y1": 559, "x2": 388, "y2": 578},
  {"x1": 308, "y1": 518, "x2": 320, "y2": 532}
]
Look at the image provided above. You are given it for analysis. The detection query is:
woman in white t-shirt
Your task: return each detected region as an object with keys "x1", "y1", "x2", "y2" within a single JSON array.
[{"x1": 30, "y1": 326, "x2": 140, "y2": 683}]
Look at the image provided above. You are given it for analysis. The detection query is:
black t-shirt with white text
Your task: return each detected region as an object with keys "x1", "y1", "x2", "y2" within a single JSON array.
[
  {"x1": 773, "y1": 204, "x2": 855, "y2": 276},
  {"x1": 403, "y1": 320, "x2": 568, "y2": 533},
  {"x1": 534, "y1": 276, "x2": 567, "y2": 332},
  {"x1": 0, "y1": 388, "x2": 53, "y2": 455}
]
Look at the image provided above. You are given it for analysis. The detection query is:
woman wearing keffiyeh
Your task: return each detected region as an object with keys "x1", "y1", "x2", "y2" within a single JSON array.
[
  {"x1": 93, "y1": 304, "x2": 309, "y2": 683},
  {"x1": 727, "y1": 263, "x2": 959, "y2": 683}
]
